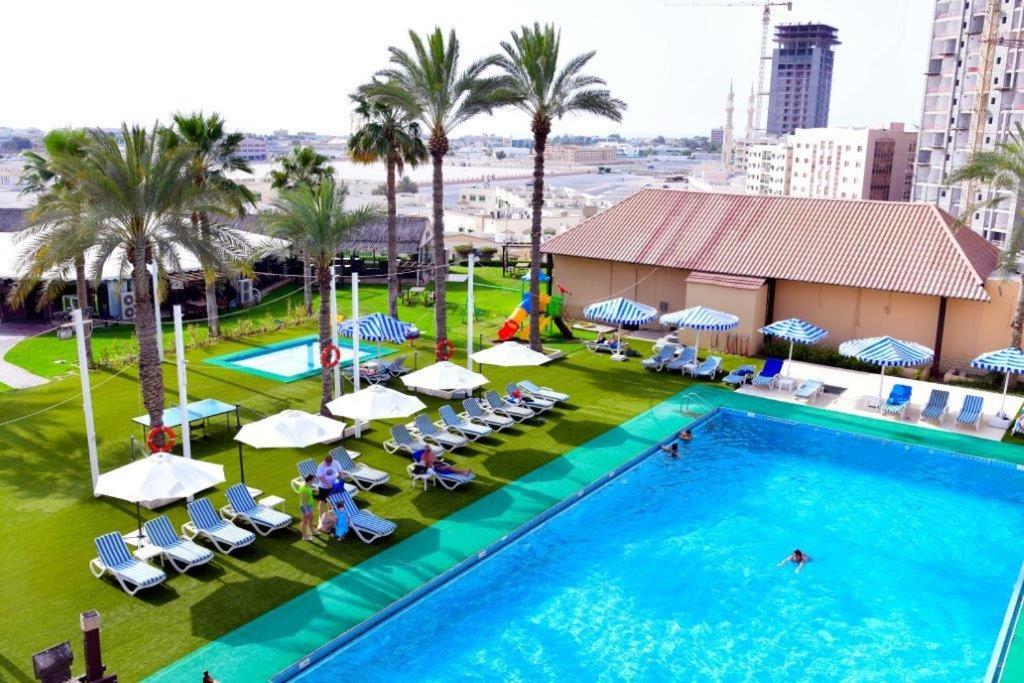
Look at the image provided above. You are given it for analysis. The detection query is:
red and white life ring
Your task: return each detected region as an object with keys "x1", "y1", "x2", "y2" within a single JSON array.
[
  {"x1": 435, "y1": 339, "x2": 455, "y2": 361},
  {"x1": 146, "y1": 425, "x2": 176, "y2": 454},
  {"x1": 320, "y1": 343, "x2": 342, "y2": 368}
]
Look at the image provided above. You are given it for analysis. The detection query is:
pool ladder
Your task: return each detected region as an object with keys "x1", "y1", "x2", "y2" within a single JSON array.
[{"x1": 680, "y1": 392, "x2": 716, "y2": 416}]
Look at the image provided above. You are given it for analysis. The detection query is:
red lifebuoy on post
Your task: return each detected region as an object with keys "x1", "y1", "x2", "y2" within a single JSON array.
[
  {"x1": 320, "y1": 343, "x2": 342, "y2": 368},
  {"x1": 435, "y1": 339, "x2": 455, "y2": 361},
  {"x1": 147, "y1": 425, "x2": 176, "y2": 454}
]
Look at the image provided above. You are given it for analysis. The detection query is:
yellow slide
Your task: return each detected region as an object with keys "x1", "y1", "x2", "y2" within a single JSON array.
[{"x1": 515, "y1": 314, "x2": 550, "y2": 340}]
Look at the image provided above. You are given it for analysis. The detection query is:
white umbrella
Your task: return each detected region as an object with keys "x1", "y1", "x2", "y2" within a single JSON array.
[
  {"x1": 400, "y1": 361, "x2": 489, "y2": 392},
  {"x1": 326, "y1": 384, "x2": 427, "y2": 421},
  {"x1": 470, "y1": 342, "x2": 551, "y2": 367},
  {"x1": 234, "y1": 410, "x2": 348, "y2": 483}
]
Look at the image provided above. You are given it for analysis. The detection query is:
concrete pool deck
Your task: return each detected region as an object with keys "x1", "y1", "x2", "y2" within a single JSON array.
[{"x1": 146, "y1": 385, "x2": 1024, "y2": 682}]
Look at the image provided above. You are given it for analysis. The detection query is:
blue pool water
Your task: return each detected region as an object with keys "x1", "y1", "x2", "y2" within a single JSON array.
[
  {"x1": 294, "y1": 410, "x2": 1024, "y2": 681},
  {"x1": 204, "y1": 335, "x2": 391, "y2": 382}
]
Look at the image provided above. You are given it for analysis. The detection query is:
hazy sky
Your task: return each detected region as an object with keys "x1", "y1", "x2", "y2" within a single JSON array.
[{"x1": 5, "y1": 0, "x2": 933, "y2": 138}]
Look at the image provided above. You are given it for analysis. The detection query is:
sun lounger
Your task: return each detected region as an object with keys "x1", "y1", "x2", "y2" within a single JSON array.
[
  {"x1": 1013, "y1": 415, "x2": 1024, "y2": 436},
  {"x1": 505, "y1": 383, "x2": 554, "y2": 412},
  {"x1": 439, "y1": 405, "x2": 492, "y2": 440},
  {"x1": 329, "y1": 446, "x2": 390, "y2": 491},
  {"x1": 687, "y1": 356, "x2": 722, "y2": 379},
  {"x1": 461, "y1": 398, "x2": 515, "y2": 430},
  {"x1": 642, "y1": 345, "x2": 677, "y2": 371},
  {"x1": 665, "y1": 347, "x2": 697, "y2": 373},
  {"x1": 517, "y1": 380, "x2": 569, "y2": 403},
  {"x1": 750, "y1": 358, "x2": 784, "y2": 388},
  {"x1": 881, "y1": 384, "x2": 912, "y2": 418},
  {"x1": 327, "y1": 489, "x2": 396, "y2": 544},
  {"x1": 90, "y1": 532, "x2": 167, "y2": 596},
  {"x1": 956, "y1": 394, "x2": 984, "y2": 430},
  {"x1": 722, "y1": 364, "x2": 756, "y2": 387},
  {"x1": 290, "y1": 458, "x2": 358, "y2": 496},
  {"x1": 182, "y1": 497, "x2": 256, "y2": 554},
  {"x1": 222, "y1": 483, "x2": 293, "y2": 536},
  {"x1": 920, "y1": 389, "x2": 950, "y2": 423},
  {"x1": 377, "y1": 355, "x2": 409, "y2": 377},
  {"x1": 143, "y1": 515, "x2": 214, "y2": 573},
  {"x1": 485, "y1": 390, "x2": 535, "y2": 422},
  {"x1": 384, "y1": 424, "x2": 429, "y2": 456},
  {"x1": 429, "y1": 467, "x2": 476, "y2": 491},
  {"x1": 413, "y1": 414, "x2": 470, "y2": 451},
  {"x1": 793, "y1": 379, "x2": 825, "y2": 401},
  {"x1": 585, "y1": 339, "x2": 628, "y2": 354}
]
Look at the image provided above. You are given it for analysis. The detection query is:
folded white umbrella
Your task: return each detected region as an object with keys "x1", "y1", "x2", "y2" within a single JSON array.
[
  {"x1": 235, "y1": 409, "x2": 347, "y2": 449},
  {"x1": 400, "y1": 361, "x2": 489, "y2": 391},
  {"x1": 470, "y1": 342, "x2": 551, "y2": 367},
  {"x1": 326, "y1": 384, "x2": 427, "y2": 421}
]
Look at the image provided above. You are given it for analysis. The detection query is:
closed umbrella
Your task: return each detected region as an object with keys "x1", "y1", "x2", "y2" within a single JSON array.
[
  {"x1": 583, "y1": 297, "x2": 658, "y2": 359},
  {"x1": 234, "y1": 410, "x2": 348, "y2": 483},
  {"x1": 760, "y1": 318, "x2": 829, "y2": 378},
  {"x1": 400, "y1": 361, "x2": 489, "y2": 393},
  {"x1": 660, "y1": 306, "x2": 739, "y2": 360},
  {"x1": 838, "y1": 336, "x2": 934, "y2": 408},
  {"x1": 337, "y1": 312, "x2": 412, "y2": 359},
  {"x1": 470, "y1": 342, "x2": 551, "y2": 367},
  {"x1": 326, "y1": 384, "x2": 427, "y2": 422},
  {"x1": 970, "y1": 347, "x2": 1024, "y2": 418}
]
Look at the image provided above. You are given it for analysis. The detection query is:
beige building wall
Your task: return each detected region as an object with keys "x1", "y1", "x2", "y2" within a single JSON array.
[
  {"x1": 942, "y1": 278, "x2": 1018, "y2": 368},
  {"x1": 682, "y1": 283, "x2": 767, "y2": 357}
]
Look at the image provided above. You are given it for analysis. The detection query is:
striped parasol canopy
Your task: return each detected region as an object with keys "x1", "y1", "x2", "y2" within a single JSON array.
[
  {"x1": 971, "y1": 347, "x2": 1024, "y2": 417},
  {"x1": 760, "y1": 318, "x2": 829, "y2": 378},
  {"x1": 337, "y1": 312, "x2": 413, "y2": 344},
  {"x1": 839, "y1": 336, "x2": 934, "y2": 407},
  {"x1": 660, "y1": 306, "x2": 740, "y2": 331},
  {"x1": 583, "y1": 297, "x2": 658, "y2": 326}
]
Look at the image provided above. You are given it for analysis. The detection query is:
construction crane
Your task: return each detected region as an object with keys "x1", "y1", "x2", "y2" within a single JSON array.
[
  {"x1": 963, "y1": 0, "x2": 1003, "y2": 208},
  {"x1": 666, "y1": 1, "x2": 793, "y2": 134}
]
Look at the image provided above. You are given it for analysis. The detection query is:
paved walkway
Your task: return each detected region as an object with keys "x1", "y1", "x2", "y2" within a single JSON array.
[{"x1": 0, "y1": 322, "x2": 49, "y2": 388}]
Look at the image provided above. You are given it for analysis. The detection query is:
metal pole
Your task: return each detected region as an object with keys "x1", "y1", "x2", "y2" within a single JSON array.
[
  {"x1": 330, "y1": 265, "x2": 341, "y2": 398},
  {"x1": 787, "y1": 339, "x2": 795, "y2": 379},
  {"x1": 1000, "y1": 371, "x2": 1010, "y2": 416},
  {"x1": 237, "y1": 441, "x2": 246, "y2": 484},
  {"x1": 466, "y1": 254, "x2": 475, "y2": 370},
  {"x1": 172, "y1": 306, "x2": 192, "y2": 463},
  {"x1": 351, "y1": 272, "x2": 362, "y2": 437},
  {"x1": 74, "y1": 309, "x2": 101, "y2": 495},
  {"x1": 151, "y1": 256, "x2": 164, "y2": 362},
  {"x1": 878, "y1": 364, "x2": 885, "y2": 409}
]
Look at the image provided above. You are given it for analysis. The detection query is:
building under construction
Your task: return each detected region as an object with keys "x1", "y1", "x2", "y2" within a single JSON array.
[
  {"x1": 913, "y1": 0, "x2": 1024, "y2": 245},
  {"x1": 765, "y1": 23, "x2": 840, "y2": 136}
]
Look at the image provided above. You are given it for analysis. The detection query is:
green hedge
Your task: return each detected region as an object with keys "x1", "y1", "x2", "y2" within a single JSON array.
[{"x1": 760, "y1": 337, "x2": 881, "y2": 374}]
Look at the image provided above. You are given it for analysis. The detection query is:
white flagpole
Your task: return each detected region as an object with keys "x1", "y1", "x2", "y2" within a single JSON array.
[
  {"x1": 151, "y1": 255, "x2": 164, "y2": 362},
  {"x1": 787, "y1": 339, "x2": 795, "y2": 379},
  {"x1": 74, "y1": 309, "x2": 100, "y2": 495},
  {"x1": 172, "y1": 305, "x2": 191, "y2": 462},
  {"x1": 330, "y1": 265, "x2": 341, "y2": 398},
  {"x1": 351, "y1": 272, "x2": 362, "y2": 437},
  {"x1": 466, "y1": 254, "x2": 475, "y2": 370},
  {"x1": 1000, "y1": 371, "x2": 1010, "y2": 416}
]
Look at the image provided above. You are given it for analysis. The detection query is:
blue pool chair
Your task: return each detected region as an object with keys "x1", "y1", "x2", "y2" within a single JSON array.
[
  {"x1": 920, "y1": 389, "x2": 950, "y2": 423},
  {"x1": 143, "y1": 515, "x2": 214, "y2": 573},
  {"x1": 430, "y1": 467, "x2": 476, "y2": 491},
  {"x1": 222, "y1": 484, "x2": 293, "y2": 536},
  {"x1": 90, "y1": 532, "x2": 167, "y2": 596},
  {"x1": 687, "y1": 356, "x2": 723, "y2": 379},
  {"x1": 461, "y1": 398, "x2": 515, "y2": 431},
  {"x1": 750, "y1": 358, "x2": 784, "y2": 388},
  {"x1": 413, "y1": 414, "x2": 470, "y2": 452},
  {"x1": 517, "y1": 380, "x2": 570, "y2": 403},
  {"x1": 485, "y1": 390, "x2": 535, "y2": 422},
  {"x1": 329, "y1": 446, "x2": 390, "y2": 491},
  {"x1": 666, "y1": 347, "x2": 697, "y2": 374},
  {"x1": 439, "y1": 405, "x2": 492, "y2": 441},
  {"x1": 384, "y1": 424, "x2": 429, "y2": 456},
  {"x1": 290, "y1": 458, "x2": 357, "y2": 496},
  {"x1": 793, "y1": 379, "x2": 825, "y2": 401},
  {"x1": 327, "y1": 489, "x2": 397, "y2": 544},
  {"x1": 955, "y1": 394, "x2": 984, "y2": 430},
  {"x1": 881, "y1": 385, "x2": 912, "y2": 418},
  {"x1": 505, "y1": 383, "x2": 554, "y2": 412},
  {"x1": 642, "y1": 345, "x2": 677, "y2": 371},
  {"x1": 183, "y1": 497, "x2": 256, "y2": 554},
  {"x1": 722, "y1": 364, "x2": 756, "y2": 387}
]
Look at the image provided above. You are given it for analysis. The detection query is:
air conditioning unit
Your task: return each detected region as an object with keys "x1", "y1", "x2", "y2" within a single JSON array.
[
  {"x1": 61, "y1": 294, "x2": 79, "y2": 312},
  {"x1": 120, "y1": 291, "x2": 136, "y2": 320},
  {"x1": 237, "y1": 278, "x2": 254, "y2": 306}
]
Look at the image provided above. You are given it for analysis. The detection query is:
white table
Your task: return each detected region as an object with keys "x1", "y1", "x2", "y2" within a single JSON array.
[
  {"x1": 133, "y1": 544, "x2": 163, "y2": 562},
  {"x1": 987, "y1": 416, "x2": 1011, "y2": 430},
  {"x1": 777, "y1": 377, "x2": 797, "y2": 391},
  {"x1": 259, "y1": 494, "x2": 286, "y2": 511}
]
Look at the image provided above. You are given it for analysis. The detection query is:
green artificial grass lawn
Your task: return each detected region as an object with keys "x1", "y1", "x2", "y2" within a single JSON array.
[{"x1": 0, "y1": 267, "x2": 759, "y2": 682}]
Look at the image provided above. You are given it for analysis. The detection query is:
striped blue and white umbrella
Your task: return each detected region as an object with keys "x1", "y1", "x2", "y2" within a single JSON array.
[
  {"x1": 971, "y1": 347, "x2": 1024, "y2": 417},
  {"x1": 337, "y1": 312, "x2": 412, "y2": 344},
  {"x1": 659, "y1": 306, "x2": 739, "y2": 360},
  {"x1": 760, "y1": 318, "x2": 829, "y2": 378},
  {"x1": 583, "y1": 297, "x2": 657, "y2": 358},
  {"x1": 839, "y1": 336, "x2": 934, "y2": 407}
]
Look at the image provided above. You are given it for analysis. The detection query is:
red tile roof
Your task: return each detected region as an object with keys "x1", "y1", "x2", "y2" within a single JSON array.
[{"x1": 542, "y1": 190, "x2": 998, "y2": 301}]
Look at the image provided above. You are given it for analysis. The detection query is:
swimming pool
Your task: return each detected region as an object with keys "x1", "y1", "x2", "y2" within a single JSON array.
[
  {"x1": 290, "y1": 409, "x2": 1024, "y2": 681},
  {"x1": 204, "y1": 335, "x2": 393, "y2": 382}
]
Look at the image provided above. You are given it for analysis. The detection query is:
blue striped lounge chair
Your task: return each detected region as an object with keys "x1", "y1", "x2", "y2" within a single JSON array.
[
  {"x1": 327, "y1": 489, "x2": 396, "y2": 544},
  {"x1": 329, "y1": 446, "x2": 390, "y2": 491},
  {"x1": 722, "y1": 364, "x2": 756, "y2": 387},
  {"x1": 290, "y1": 458, "x2": 358, "y2": 496},
  {"x1": 413, "y1": 414, "x2": 469, "y2": 451},
  {"x1": 666, "y1": 347, "x2": 698, "y2": 374},
  {"x1": 222, "y1": 484, "x2": 293, "y2": 536},
  {"x1": 461, "y1": 398, "x2": 515, "y2": 431},
  {"x1": 1013, "y1": 415, "x2": 1024, "y2": 436},
  {"x1": 505, "y1": 383, "x2": 554, "y2": 412},
  {"x1": 383, "y1": 355, "x2": 409, "y2": 377},
  {"x1": 485, "y1": 390, "x2": 535, "y2": 422},
  {"x1": 687, "y1": 356, "x2": 723, "y2": 379},
  {"x1": 750, "y1": 358, "x2": 785, "y2": 388},
  {"x1": 429, "y1": 466, "x2": 476, "y2": 491},
  {"x1": 183, "y1": 497, "x2": 256, "y2": 554},
  {"x1": 383, "y1": 424, "x2": 429, "y2": 456},
  {"x1": 517, "y1": 380, "x2": 570, "y2": 403},
  {"x1": 90, "y1": 532, "x2": 167, "y2": 596},
  {"x1": 920, "y1": 389, "x2": 950, "y2": 423},
  {"x1": 439, "y1": 405, "x2": 492, "y2": 440},
  {"x1": 956, "y1": 394, "x2": 984, "y2": 430},
  {"x1": 881, "y1": 384, "x2": 912, "y2": 418},
  {"x1": 143, "y1": 515, "x2": 214, "y2": 573},
  {"x1": 794, "y1": 379, "x2": 825, "y2": 401},
  {"x1": 642, "y1": 345, "x2": 677, "y2": 371}
]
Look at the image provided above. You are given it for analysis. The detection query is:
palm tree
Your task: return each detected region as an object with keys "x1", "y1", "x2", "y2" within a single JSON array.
[
  {"x1": 947, "y1": 122, "x2": 1024, "y2": 349},
  {"x1": 348, "y1": 95, "x2": 428, "y2": 317},
  {"x1": 161, "y1": 112, "x2": 256, "y2": 338},
  {"x1": 264, "y1": 179, "x2": 382, "y2": 414},
  {"x1": 495, "y1": 23, "x2": 625, "y2": 350},
  {"x1": 17, "y1": 125, "x2": 228, "y2": 427},
  {"x1": 270, "y1": 146, "x2": 335, "y2": 316},
  {"x1": 360, "y1": 28, "x2": 509, "y2": 350},
  {"x1": 13, "y1": 129, "x2": 95, "y2": 365}
]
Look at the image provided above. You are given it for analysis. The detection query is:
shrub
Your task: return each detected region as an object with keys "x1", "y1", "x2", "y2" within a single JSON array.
[{"x1": 760, "y1": 337, "x2": 880, "y2": 373}]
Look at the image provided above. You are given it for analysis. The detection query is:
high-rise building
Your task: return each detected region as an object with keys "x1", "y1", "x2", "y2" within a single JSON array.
[
  {"x1": 766, "y1": 23, "x2": 840, "y2": 137},
  {"x1": 710, "y1": 128, "x2": 724, "y2": 146},
  {"x1": 912, "y1": 0, "x2": 1024, "y2": 245}
]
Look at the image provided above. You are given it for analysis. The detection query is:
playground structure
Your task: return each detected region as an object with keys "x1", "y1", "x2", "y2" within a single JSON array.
[{"x1": 497, "y1": 283, "x2": 574, "y2": 342}]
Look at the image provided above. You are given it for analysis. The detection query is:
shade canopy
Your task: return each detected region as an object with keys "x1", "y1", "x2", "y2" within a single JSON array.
[
  {"x1": 470, "y1": 342, "x2": 551, "y2": 367},
  {"x1": 660, "y1": 306, "x2": 740, "y2": 331},
  {"x1": 337, "y1": 312, "x2": 413, "y2": 344},
  {"x1": 325, "y1": 384, "x2": 426, "y2": 421},
  {"x1": 760, "y1": 318, "x2": 828, "y2": 344},
  {"x1": 234, "y1": 409, "x2": 347, "y2": 449},
  {"x1": 838, "y1": 336, "x2": 934, "y2": 367},
  {"x1": 400, "y1": 361, "x2": 489, "y2": 391},
  {"x1": 95, "y1": 454, "x2": 225, "y2": 503},
  {"x1": 970, "y1": 347, "x2": 1024, "y2": 375},
  {"x1": 583, "y1": 297, "x2": 658, "y2": 326}
]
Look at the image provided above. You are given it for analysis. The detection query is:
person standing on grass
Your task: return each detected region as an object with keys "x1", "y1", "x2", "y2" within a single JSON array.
[
  {"x1": 316, "y1": 454, "x2": 342, "y2": 515},
  {"x1": 298, "y1": 474, "x2": 316, "y2": 541}
]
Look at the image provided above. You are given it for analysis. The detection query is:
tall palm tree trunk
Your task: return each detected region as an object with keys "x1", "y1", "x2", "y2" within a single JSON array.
[
  {"x1": 429, "y1": 134, "x2": 448, "y2": 349},
  {"x1": 527, "y1": 117, "x2": 551, "y2": 352},
  {"x1": 303, "y1": 252, "x2": 313, "y2": 316},
  {"x1": 1013, "y1": 272, "x2": 1024, "y2": 350},
  {"x1": 74, "y1": 255, "x2": 93, "y2": 366},
  {"x1": 386, "y1": 158, "x2": 400, "y2": 318},
  {"x1": 316, "y1": 263, "x2": 333, "y2": 415},
  {"x1": 131, "y1": 243, "x2": 165, "y2": 427},
  {"x1": 204, "y1": 269, "x2": 220, "y2": 337}
]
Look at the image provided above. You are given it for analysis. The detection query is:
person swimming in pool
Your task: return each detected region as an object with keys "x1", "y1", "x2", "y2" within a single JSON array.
[
  {"x1": 678, "y1": 429, "x2": 693, "y2": 441},
  {"x1": 778, "y1": 548, "x2": 811, "y2": 573},
  {"x1": 660, "y1": 442, "x2": 679, "y2": 458}
]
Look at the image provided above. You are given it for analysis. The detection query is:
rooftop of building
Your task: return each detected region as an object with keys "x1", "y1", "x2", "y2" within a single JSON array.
[{"x1": 775, "y1": 22, "x2": 840, "y2": 45}]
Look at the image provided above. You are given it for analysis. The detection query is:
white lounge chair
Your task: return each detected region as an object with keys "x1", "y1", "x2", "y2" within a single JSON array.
[
  {"x1": 485, "y1": 390, "x2": 535, "y2": 422},
  {"x1": 505, "y1": 383, "x2": 554, "y2": 413},
  {"x1": 183, "y1": 497, "x2": 256, "y2": 554},
  {"x1": 221, "y1": 483, "x2": 292, "y2": 536},
  {"x1": 328, "y1": 489, "x2": 396, "y2": 544},
  {"x1": 143, "y1": 516, "x2": 214, "y2": 573},
  {"x1": 517, "y1": 380, "x2": 570, "y2": 403},
  {"x1": 413, "y1": 414, "x2": 469, "y2": 451},
  {"x1": 290, "y1": 458, "x2": 357, "y2": 496},
  {"x1": 329, "y1": 446, "x2": 390, "y2": 491},
  {"x1": 383, "y1": 424, "x2": 429, "y2": 456},
  {"x1": 438, "y1": 405, "x2": 492, "y2": 440},
  {"x1": 461, "y1": 398, "x2": 514, "y2": 431},
  {"x1": 90, "y1": 532, "x2": 166, "y2": 596},
  {"x1": 793, "y1": 379, "x2": 825, "y2": 402}
]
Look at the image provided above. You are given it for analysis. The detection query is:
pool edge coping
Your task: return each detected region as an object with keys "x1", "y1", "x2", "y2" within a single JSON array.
[
  {"x1": 202, "y1": 335, "x2": 393, "y2": 382},
  {"x1": 988, "y1": 562, "x2": 1024, "y2": 682}
]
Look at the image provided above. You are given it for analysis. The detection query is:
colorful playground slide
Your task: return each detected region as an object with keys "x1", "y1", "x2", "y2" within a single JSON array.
[{"x1": 497, "y1": 292, "x2": 573, "y2": 341}]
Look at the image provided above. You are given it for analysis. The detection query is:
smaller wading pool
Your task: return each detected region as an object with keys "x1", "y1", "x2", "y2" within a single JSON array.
[{"x1": 203, "y1": 335, "x2": 393, "y2": 382}]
